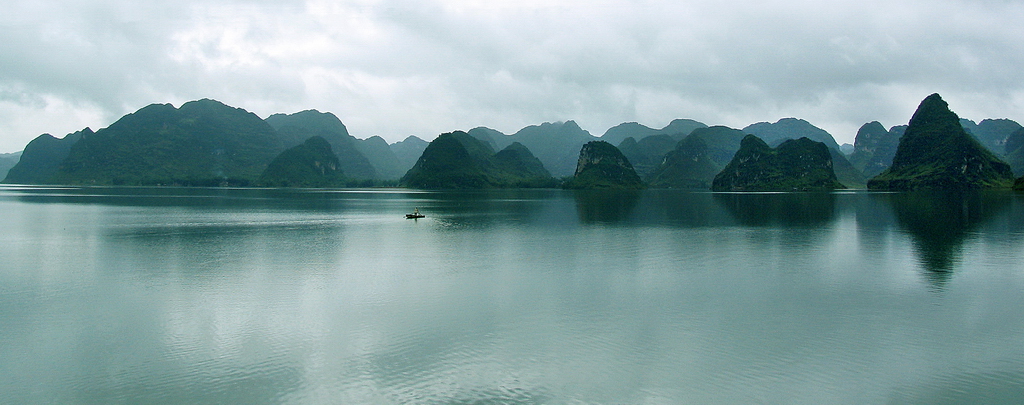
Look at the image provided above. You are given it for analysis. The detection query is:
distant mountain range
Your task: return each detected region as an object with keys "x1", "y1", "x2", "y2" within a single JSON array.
[
  {"x1": 712, "y1": 135, "x2": 844, "y2": 192},
  {"x1": 400, "y1": 131, "x2": 556, "y2": 189},
  {"x1": 3, "y1": 95, "x2": 1022, "y2": 190}
]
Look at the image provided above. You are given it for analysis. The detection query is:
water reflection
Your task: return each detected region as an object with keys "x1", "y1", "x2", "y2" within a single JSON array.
[
  {"x1": 714, "y1": 192, "x2": 837, "y2": 227},
  {"x1": 571, "y1": 189, "x2": 642, "y2": 224},
  {"x1": 884, "y1": 190, "x2": 1009, "y2": 287},
  {"x1": 2, "y1": 186, "x2": 1024, "y2": 404},
  {"x1": 641, "y1": 191, "x2": 733, "y2": 227},
  {"x1": 2, "y1": 185, "x2": 402, "y2": 212}
]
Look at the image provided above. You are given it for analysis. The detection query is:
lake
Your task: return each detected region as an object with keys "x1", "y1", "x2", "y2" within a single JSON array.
[{"x1": 1, "y1": 186, "x2": 1023, "y2": 404}]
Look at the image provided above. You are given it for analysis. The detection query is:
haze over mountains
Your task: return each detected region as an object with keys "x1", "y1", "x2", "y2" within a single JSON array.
[{"x1": 3, "y1": 95, "x2": 1022, "y2": 191}]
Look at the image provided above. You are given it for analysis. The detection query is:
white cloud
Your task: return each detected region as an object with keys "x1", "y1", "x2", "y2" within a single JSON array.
[{"x1": 1, "y1": 0, "x2": 1023, "y2": 152}]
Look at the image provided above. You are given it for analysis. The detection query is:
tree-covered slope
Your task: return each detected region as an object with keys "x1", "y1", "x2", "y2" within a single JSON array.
[
  {"x1": 868, "y1": 94, "x2": 1014, "y2": 190},
  {"x1": 390, "y1": 135, "x2": 429, "y2": 175},
  {"x1": 647, "y1": 134, "x2": 722, "y2": 189},
  {"x1": 265, "y1": 110, "x2": 378, "y2": 180},
  {"x1": 508, "y1": 121, "x2": 597, "y2": 178},
  {"x1": 0, "y1": 151, "x2": 22, "y2": 181},
  {"x1": 467, "y1": 127, "x2": 512, "y2": 151},
  {"x1": 684, "y1": 126, "x2": 749, "y2": 167},
  {"x1": 617, "y1": 134, "x2": 678, "y2": 179},
  {"x1": 712, "y1": 135, "x2": 844, "y2": 191},
  {"x1": 563, "y1": 141, "x2": 644, "y2": 189},
  {"x1": 51, "y1": 100, "x2": 286, "y2": 186},
  {"x1": 743, "y1": 117, "x2": 864, "y2": 187},
  {"x1": 600, "y1": 119, "x2": 708, "y2": 146},
  {"x1": 3, "y1": 129, "x2": 87, "y2": 184},
  {"x1": 400, "y1": 132, "x2": 486, "y2": 189},
  {"x1": 848, "y1": 121, "x2": 903, "y2": 178},
  {"x1": 743, "y1": 118, "x2": 842, "y2": 151},
  {"x1": 960, "y1": 118, "x2": 1021, "y2": 156},
  {"x1": 400, "y1": 131, "x2": 556, "y2": 189},
  {"x1": 258, "y1": 136, "x2": 346, "y2": 187},
  {"x1": 356, "y1": 135, "x2": 405, "y2": 180},
  {"x1": 491, "y1": 142, "x2": 558, "y2": 187},
  {"x1": 1003, "y1": 127, "x2": 1024, "y2": 176}
]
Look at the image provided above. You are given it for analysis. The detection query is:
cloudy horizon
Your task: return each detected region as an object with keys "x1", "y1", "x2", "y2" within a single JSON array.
[{"x1": 2, "y1": 0, "x2": 1023, "y2": 153}]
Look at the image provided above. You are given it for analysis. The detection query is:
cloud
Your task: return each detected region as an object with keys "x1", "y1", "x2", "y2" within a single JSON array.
[{"x1": 1, "y1": 0, "x2": 1023, "y2": 152}]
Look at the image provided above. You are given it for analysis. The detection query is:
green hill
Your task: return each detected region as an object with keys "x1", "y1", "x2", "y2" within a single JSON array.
[
  {"x1": 617, "y1": 134, "x2": 678, "y2": 179},
  {"x1": 258, "y1": 136, "x2": 346, "y2": 187},
  {"x1": 400, "y1": 131, "x2": 556, "y2": 189},
  {"x1": 0, "y1": 151, "x2": 22, "y2": 181},
  {"x1": 712, "y1": 135, "x2": 844, "y2": 191},
  {"x1": 868, "y1": 94, "x2": 1014, "y2": 190},
  {"x1": 1003, "y1": 128, "x2": 1024, "y2": 176},
  {"x1": 600, "y1": 119, "x2": 708, "y2": 146},
  {"x1": 467, "y1": 127, "x2": 511, "y2": 151},
  {"x1": 647, "y1": 134, "x2": 722, "y2": 189},
  {"x1": 51, "y1": 100, "x2": 285, "y2": 186},
  {"x1": 660, "y1": 119, "x2": 709, "y2": 139},
  {"x1": 265, "y1": 110, "x2": 379, "y2": 180},
  {"x1": 684, "y1": 126, "x2": 749, "y2": 167},
  {"x1": 3, "y1": 129, "x2": 87, "y2": 184},
  {"x1": 508, "y1": 121, "x2": 597, "y2": 177},
  {"x1": 356, "y1": 135, "x2": 405, "y2": 180},
  {"x1": 743, "y1": 117, "x2": 863, "y2": 187},
  {"x1": 390, "y1": 136, "x2": 429, "y2": 175},
  {"x1": 563, "y1": 141, "x2": 644, "y2": 189},
  {"x1": 960, "y1": 118, "x2": 1021, "y2": 156},
  {"x1": 743, "y1": 118, "x2": 842, "y2": 151},
  {"x1": 601, "y1": 122, "x2": 660, "y2": 146},
  {"x1": 848, "y1": 121, "x2": 903, "y2": 178}
]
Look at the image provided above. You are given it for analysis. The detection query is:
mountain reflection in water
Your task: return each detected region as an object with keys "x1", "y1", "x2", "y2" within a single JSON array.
[
  {"x1": 1, "y1": 186, "x2": 1023, "y2": 404},
  {"x1": 883, "y1": 190, "x2": 1010, "y2": 287}
]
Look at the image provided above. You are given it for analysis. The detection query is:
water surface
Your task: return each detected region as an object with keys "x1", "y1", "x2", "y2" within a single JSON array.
[{"x1": 1, "y1": 186, "x2": 1023, "y2": 404}]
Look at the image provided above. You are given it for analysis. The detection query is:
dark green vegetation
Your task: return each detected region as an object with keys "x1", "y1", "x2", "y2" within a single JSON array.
[
  {"x1": 2, "y1": 101, "x2": 422, "y2": 187},
  {"x1": 459, "y1": 119, "x2": 709, "y2": 180},
  {"x1": 563, "y1": 141, "x2": 644, "y2": 189},
  {"x1": 744, "y1": 118, "x2": 865, "y2": 188},
  {"x1": 848, "y1": 121, "x2": 905, "y2": 178},
  {"x1": 712, "y1": 135, "x2": 844, "y2": 191},
  {"x1": 3, "y1": 129, "x2": 87, "y2": 184},
  {"x1": 52, "y1": 100, "x2": 286, "y2": 186},
  {"x1": 868, "y1": 94, "x2": 1014, "y2": 190},
  {"x1": 258, "y1": 136, "x2": 346, "y2": 187},
  {"x1": 450, "y1": 123, "x2": 594, "y2": 178},
  {"x1": 5, "y1": 95, "x2": 1021, "y2": 191},
  {"x1": 400, "y1": 131, "x2": 556, "y2": 189},
  {"x1": 265, "y1": 110, "x2": 380, "y2": 180},
  {"x1": 647, "y1": 135, "x2": 722, "y2": 189},
  {"x1": 1014, "y1": 175, "x2": 1024, "y2": 191}
]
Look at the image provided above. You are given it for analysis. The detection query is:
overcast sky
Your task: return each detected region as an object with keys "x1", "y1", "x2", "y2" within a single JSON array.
[{"x1": 2, "y1": 0, "x2": 1023, "y2": 152}]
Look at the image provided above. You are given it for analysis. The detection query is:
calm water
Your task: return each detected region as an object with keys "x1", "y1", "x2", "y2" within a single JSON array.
[{"x1": 1, "y1": 186, "x2": 1023, "y2": 404}]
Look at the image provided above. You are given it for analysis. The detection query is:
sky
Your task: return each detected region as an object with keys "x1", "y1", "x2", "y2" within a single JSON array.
[{"x1": 2, "y1": 0, "x2": 1024, "y2": 153}]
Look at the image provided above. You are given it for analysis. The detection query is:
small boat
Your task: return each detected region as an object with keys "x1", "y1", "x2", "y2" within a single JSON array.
[{"x1": 406, "y1": 208, "x2": 424, "y2": 219}]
